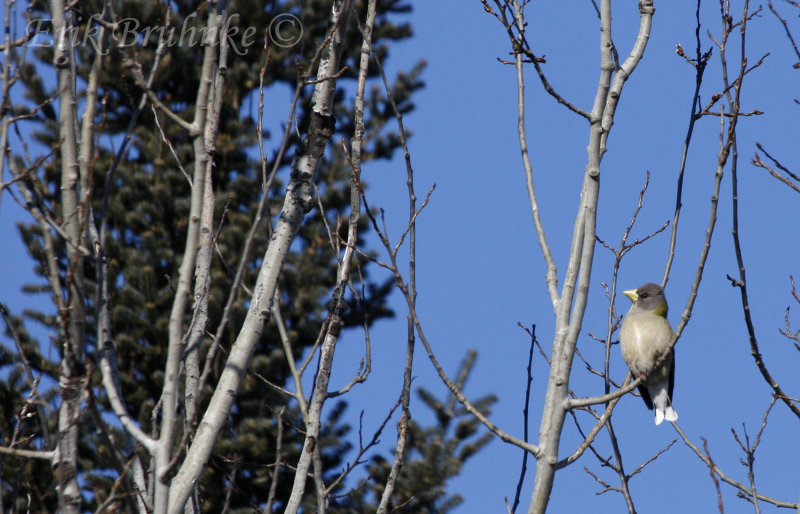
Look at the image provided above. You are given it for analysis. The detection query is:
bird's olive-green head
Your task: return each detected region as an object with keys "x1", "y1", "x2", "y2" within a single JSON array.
[{"x1": 623, "y1": 283, "x2": 668, "y2": 318}]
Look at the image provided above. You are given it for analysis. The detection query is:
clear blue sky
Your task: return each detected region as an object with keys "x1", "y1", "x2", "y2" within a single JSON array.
[{"x1": 1, "y1": 1, "x2": 798, "y2": 512}]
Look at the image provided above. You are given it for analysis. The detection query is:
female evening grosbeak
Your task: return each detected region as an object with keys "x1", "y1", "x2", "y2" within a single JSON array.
[{"x1": 619, "y1": 283, "x2": 678, "y2": 425}]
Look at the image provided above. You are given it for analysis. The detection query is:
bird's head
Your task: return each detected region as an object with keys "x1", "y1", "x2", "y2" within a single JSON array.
[{"x1": 623, "y1": 283, "x2": 668, "y2": 317}]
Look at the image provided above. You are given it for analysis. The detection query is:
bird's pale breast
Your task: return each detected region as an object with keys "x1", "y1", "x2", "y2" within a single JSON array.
[{"x1": 620, "y1": 311, "x2": 673, "y2": 376}]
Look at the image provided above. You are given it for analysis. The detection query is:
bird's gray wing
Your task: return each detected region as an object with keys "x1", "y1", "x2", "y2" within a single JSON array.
[
  {"x1": 668, "y1": 348, "x2": 675, "y2": 402},
  {"x1": 637, "y1": 384, "x2": 654, "y2": 410}
]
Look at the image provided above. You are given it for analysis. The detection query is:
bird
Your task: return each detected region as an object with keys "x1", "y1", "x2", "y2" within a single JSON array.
[{"x1": 619, "y1": 283, "x2": 678, "y2": 425}]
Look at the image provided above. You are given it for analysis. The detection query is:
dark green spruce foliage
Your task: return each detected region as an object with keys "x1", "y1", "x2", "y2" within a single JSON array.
[{"x1": 1, "y1": 0, "x2": 488, "y2": 512}]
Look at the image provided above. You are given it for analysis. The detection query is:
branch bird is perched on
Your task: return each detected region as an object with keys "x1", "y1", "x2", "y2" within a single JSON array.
[{"x1": 619, "y1": 283, "x2": 678, "y2": 425}]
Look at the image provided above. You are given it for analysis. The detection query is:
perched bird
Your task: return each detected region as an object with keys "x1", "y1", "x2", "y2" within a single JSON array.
[{"x1": 619, "y1": 283, "x2": 678, "y2": 425}]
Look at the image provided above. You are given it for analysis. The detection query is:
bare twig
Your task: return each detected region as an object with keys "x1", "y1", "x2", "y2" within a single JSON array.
[
  {"x1": 704, "y1": 438, "x2": 726, "y2": 514},
  {"x1": 159, "y1": 7, "x2": 232, "y2": 511},
  {"x1": 508, "y1": 1, "x2": 559, "y2": 305},
  {"x1": 768, "y1": 1, "x2": 800, "y2": 63},
  {"x1": 511, "y1": 324, "x2": 536, "y2": 514},
  {"x1": 731, "y1": 396, "x2": 778, "y2": 514},
  {"x1": 722, "y1": 0, "x2": 800, "y2": 421},
  {"x1": 663, "y1": 0, "x2": 713, "y2": 287},
  {"x1": 752, "y1": 142, "x2": 800, "y2": 194},
  {"x1": 325, "y1": 397, "x2": 402, "y2": 496},
  {"x1": 0, "y1": 445, "x2": 55, "y2": 460},
  {"x1": 602, "y1": 421, "x2": 636, "y2": 513},
  {"x1": 263, "y1": 407, "x2": 285, "y2": 514},
  {"x1": 633, "y1": 440, "x2": 677, "y2": 481},
  {"x1": 197, "y1": 40, "x2": 304, "y2": 397},
  {"x1": 280, "y1": 2, "x2": 360, "y2": 511},
  {"x1": 673, "y1": 423, "x2": 796, "y2": 509}
]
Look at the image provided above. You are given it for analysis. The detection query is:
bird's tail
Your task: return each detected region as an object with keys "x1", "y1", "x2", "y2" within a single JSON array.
[{"x1": 654, "y1": 406, "x2": 678, "y2": 425}]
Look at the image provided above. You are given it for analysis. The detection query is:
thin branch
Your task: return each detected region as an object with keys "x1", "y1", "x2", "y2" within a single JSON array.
[
  {"x1": 704, "y1": 438, "x2": 726, "y2": 514},
  {"x1": 263, "y1": 407, "x2": 284, "y2": 514},
  {"x1": 122, "y1": 56, "x2": 194, "y2": 133},
  {"x1": 0, "y1": 445, "x2": 54, "y2": 460},
  {"x1": 555, "y1": 386, "x2": 627, "y2": 469},
  {"x1": 364, "y1": 190, "x2": 542, "y2": 459},
  {"x1": 567, "y1": 378, "x2": 640, "y2": 409},
  {"x1": 510, "y1": 1, "x2": 559, "y2": 306},
  {"x1": 603, "y1": 423, "x2": 635, "y2": 512},
  {"x1": 328, "y1": 268, "x2": 374, "y2": 397},
  {"x1": 598, "y1": 0, "x2": 656, "y2": 154},
  {"x1": 483, "y1": 0, "x2": 592, "y2": 119},
  {"x1": 628, "y1": 439, "x2": 676, "y2": 480},
  {"x1": 325, "y1": 397, "x2": 402, "y2": 496},
  {"x1": 752, "y1": 142, "x2": 800, "y2": 194},
  {"x1": 674, "y1": 423, "x2": 796, "y2": 509},
  {"x1": 197, "y1": 43, "x2": 303, "y2": 397},
  {"x1": 271, "y1": 292, "x2": 307, "y2": 413},
  {"x1": 277, "y1": 3, "x2": 356, "y2": 512},
  {"x1": 344, "y1": 1, "x2": 424, "y2": 509},
  {"x1": 511, "y1": 324, "x2": 536, "y2": 514},
  {"x1": 159, "y1": 7, "x2": 231, "y2": 510},
  {"x1": 768, "y1": 1, "x2": 800, "y2": 63},
  {"x1": 697, "y1": 53, "x2": 769, "y2": 117},
  {"x1": 663, "y1": 0, "x2": 712, "y2": 287},
  {"x1": 0, "y1": 304, "x2": 52, "y2": 448},
  {"x1": 724, "y1": 0, "x2": 800, "y2": 420},
  {"x1": 670, "y1": 0, "x2": 750, "y2": 357}
]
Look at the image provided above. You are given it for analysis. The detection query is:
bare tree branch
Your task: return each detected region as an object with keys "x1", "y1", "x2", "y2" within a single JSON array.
[
  {"x1": 753, "y1": 142, "x2": 800, "y2": 194},
  {"x1": 722, "y1": 0, "x2": 800, "y2": 421},
  {"x1": 663, "y1": 0, "x2": 713, "y2": 287},
  {"x1": 531, "y1": 3, "x2": 654, "y2": 512},
  {"x1": 673, "y1": 422, "x2": 796, "y2": 509},
  {"x1": 158, "y1": 6, "x2": 232, "y2": 511},
  {"x1": 510, "y1": 324, "x2": 537, "y2": 514}
]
